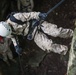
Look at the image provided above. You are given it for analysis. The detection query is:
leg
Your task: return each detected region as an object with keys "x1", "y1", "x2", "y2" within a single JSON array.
[
  {"x1": 41, "y1": 21, "x2": 73, "y2": 38},
  {"x1": 34, "y1": 31, "x2": 68, "y2": 55}
]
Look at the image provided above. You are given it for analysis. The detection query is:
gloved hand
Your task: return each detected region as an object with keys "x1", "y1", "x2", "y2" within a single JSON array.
[
  {"x1": 32, "y1": 19, "x2": 39, "y2": 27},
  {"x1": 27, "y1": 19, "x2": 39, "y2": 40},
  {"x1": 27, "y1": 34, "x2": 33, "y2": 40},
  {"x1": 14, "y1": 45, "x2": 22, "y2": 55},
  {"x1": 39, "y1": 13, "x2": 47, "y2": 20}
]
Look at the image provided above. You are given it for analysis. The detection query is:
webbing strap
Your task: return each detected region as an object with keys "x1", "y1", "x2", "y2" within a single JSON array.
[{"x1": 10, "y1": 13, "x2": 26, "y2": 25}]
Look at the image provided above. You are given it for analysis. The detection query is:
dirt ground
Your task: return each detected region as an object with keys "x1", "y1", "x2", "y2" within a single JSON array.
[{"x1": 0, "y1": 0, "x2": 76, "y2": 75}]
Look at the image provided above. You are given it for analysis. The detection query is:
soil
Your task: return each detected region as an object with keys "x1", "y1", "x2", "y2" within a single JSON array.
[{"x1": 0, "y1": 0, "x2": 76, "y2": 75}]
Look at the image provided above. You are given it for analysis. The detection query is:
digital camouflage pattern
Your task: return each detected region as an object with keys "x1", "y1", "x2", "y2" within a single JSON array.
[{"x1": 6, "y1": 12, "x2": 73, "y2": 55}]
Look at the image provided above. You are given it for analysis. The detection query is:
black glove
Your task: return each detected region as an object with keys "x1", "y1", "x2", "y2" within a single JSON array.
[
  {"x1": 27, "y1": 19, "x2": 39, "y2": 40},
  {"x1": 32, "y1": 19, "x2": 39, "y2": 27},
  {"x1": 39, "y1": 13, "x2": 47, "y2": 20},
  {"x1": 14, "y1": 45, "x2": 22, "y2": 55},
  {"x1": 27, "y1": 34, "x2": 33, "y2": 40}
]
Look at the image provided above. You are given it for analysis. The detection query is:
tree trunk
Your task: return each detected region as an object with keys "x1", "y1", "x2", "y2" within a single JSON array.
[{"x1": 67, "y1": 21, "x2": 76, "y2": 75}]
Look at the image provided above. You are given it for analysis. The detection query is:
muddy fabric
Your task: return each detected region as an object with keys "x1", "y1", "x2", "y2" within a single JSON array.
[{"x1": 6, "y1": 12, "x2": 73, "y2": 55}]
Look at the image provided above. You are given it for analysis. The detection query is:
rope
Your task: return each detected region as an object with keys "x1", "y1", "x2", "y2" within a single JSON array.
[{"x1": 47, "y1": 0, "x2": 65, "y2": 15}]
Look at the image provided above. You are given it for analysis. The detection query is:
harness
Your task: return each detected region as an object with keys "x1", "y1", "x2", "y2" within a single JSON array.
[
  {"x1": 7, "y1": 12, "x2": 35, "y2": 37},
  {"x1": 9, "y1": 12, "x2": 27, "y2": 25}
]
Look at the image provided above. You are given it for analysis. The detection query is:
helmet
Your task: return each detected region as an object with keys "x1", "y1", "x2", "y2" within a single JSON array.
[{"x1": 0, "y1": 21, "x2": 12, "y2": 37}]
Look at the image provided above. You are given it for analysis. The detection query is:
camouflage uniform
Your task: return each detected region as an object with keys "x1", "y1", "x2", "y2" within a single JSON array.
[{"x1": 6, "y1": 12, "x2": 73, "y2": 55}]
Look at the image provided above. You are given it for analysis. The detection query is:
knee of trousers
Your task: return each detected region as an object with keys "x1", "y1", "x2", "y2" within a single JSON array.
[{"x1": 34, "y1": 31, "x2": 53, "y2": 52}]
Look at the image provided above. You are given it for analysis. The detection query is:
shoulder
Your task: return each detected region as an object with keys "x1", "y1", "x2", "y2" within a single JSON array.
[{"x1": 13, "y1": 12, "x2": 22, "y2": 19}]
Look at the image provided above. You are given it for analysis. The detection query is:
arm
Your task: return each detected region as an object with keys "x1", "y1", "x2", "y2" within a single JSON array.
[{"x1": 13, "y1": 12, "x2": 40, "y2": 21}]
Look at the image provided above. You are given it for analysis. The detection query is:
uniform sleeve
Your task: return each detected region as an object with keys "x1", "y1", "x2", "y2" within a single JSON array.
[{"x1": 13, "y1": 12, "x2": 40, "y2": 21}]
